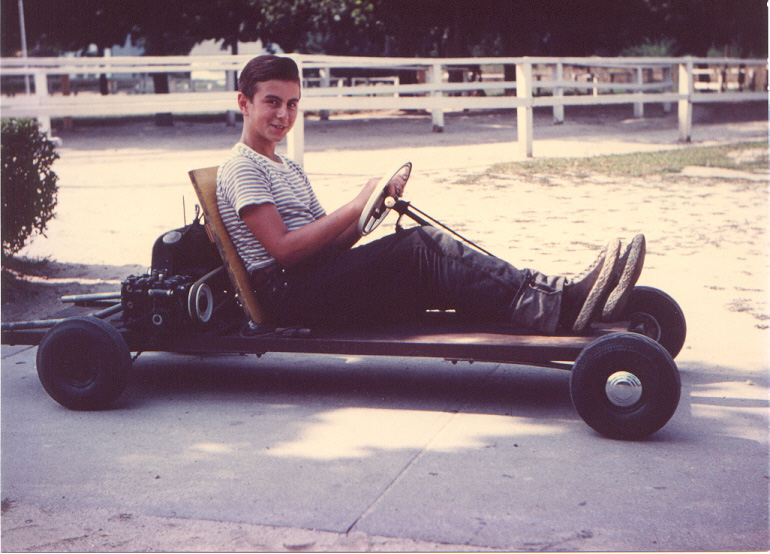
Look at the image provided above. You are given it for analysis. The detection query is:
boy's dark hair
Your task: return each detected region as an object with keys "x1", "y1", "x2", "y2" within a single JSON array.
[{"x1": 238, "y1": 55, "x2": 301, "y2": 100}]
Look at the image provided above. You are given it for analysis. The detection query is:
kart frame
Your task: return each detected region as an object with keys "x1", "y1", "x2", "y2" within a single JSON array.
[{"x1": 1, "y1": 308, "x2": 620, "y2": 368}]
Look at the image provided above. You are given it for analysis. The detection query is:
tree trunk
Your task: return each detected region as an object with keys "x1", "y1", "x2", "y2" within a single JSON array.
[
  {"x1": 503, "y1": 65, "x2": 516, "y2": 96},
  {"x1": 152, "y1": 73, "x2": 173, "y2": 126},
  {"x1": 226, "y1": 40, "x2": 238, "y2": 126}
]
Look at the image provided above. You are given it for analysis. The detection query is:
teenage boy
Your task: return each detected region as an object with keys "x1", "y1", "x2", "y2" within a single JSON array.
[{"x1": 217, "y1": 55, "x2": 644, "y2": 333}]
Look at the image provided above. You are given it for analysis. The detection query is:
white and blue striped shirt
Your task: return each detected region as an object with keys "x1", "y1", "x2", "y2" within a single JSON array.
[{"x1": 217, "y1": 143, "x2": 326, "y2": 272}]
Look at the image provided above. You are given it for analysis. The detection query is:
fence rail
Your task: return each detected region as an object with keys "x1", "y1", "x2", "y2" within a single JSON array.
[{"x1": 1, "y1": 54, "x2": 766, "y2": 162}]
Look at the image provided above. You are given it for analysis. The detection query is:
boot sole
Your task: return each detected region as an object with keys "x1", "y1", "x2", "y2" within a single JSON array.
[
  {"x1": 572, "y1": 239, "x2": 621, "y2": 334},
  {"x1": 602, "y1": 234, "x2": 646, "y2": 321}
]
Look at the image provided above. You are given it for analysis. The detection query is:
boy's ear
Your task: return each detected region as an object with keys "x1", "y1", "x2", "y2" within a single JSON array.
[{"x1": 237, "y1": 92, "x2": 250, "y2": 115}]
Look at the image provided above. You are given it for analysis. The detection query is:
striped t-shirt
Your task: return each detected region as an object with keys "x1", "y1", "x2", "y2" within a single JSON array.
[{"x1": 217, "y1": 143, "x2": 326, "y2": 272}]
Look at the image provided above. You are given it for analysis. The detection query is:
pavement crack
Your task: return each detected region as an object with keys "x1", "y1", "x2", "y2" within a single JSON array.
[
  {"x1": 29, "y1": 534, "x2": 91, "y2": 551},
  {"x1": 345, "y1": 364, "x2": 501, "y2": 535},
  {"x1": 344, "y1": 409, "x2": 458, "y2": 535}
]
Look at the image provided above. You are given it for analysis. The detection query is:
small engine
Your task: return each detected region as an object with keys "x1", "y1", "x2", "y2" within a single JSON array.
[
  {"x1": 121, "y1": 213, "x2": 225, "y2": 332},
  {"x1": 122, "y1": 272, "x2": 198, "y2": 331}
]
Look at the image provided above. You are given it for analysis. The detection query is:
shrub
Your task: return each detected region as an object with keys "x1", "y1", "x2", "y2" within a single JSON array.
[
  {"x1": 1, "y1": 118, "x2": 59, "y2": 259},
  {"x1": 621, "y1": 38, "x2": 678, "y2": 57},
  {"x1": 707, "y1": 41, "x2": 743, "y2": 58}
]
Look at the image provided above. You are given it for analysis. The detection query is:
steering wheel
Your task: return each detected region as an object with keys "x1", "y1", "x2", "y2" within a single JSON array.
[{"x1": 357, "y1": 162, "x2": 412, "y2": 236}]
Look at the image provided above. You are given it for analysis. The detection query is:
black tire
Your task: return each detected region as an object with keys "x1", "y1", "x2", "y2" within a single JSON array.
[
  {"x1": 622, "y1": 286, "x2": 686, "y2": 359},
  {"x1": 570, "y1": 333, "x2": 681, "y2": 440},
  {"x1": 36, "y1": 316, "x2": 132, "y2": 410}
]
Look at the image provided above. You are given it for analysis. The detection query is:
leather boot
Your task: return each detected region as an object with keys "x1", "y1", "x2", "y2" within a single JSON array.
[{"x1": 559, "y1": 239, "x2": 621, "y2": 334}]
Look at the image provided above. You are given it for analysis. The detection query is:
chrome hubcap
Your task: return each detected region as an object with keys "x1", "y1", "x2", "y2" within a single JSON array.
[{"x1": 605, "y1": 371, "x2": 643, "y2": 407}]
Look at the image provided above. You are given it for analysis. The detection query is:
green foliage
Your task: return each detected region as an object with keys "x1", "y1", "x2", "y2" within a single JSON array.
[
  {"x1": 621, "y1": 38, "x2": 678, "y2": 57},
  {"x1": 707, "y1": 41, "x2": 743, "y2": 59},
  {"x1": 2, "y1": 0, "x2": 766, "y2": 59},
  {"x1": 1, "y1": 119, "x2": 59, "y2": 258}
]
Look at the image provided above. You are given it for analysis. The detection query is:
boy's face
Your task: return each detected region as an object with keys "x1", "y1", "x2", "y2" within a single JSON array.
[{"x1": 238, "y1": 79, "x2": 301, "y2": 151}]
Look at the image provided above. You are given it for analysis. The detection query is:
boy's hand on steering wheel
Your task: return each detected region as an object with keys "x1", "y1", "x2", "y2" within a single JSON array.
[{"x1": 387, "y1": 173, "x2": 407, "y2": 198}]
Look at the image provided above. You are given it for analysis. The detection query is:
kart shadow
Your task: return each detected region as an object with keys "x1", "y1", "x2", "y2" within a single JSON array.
[
  {"x1": 118, "y1": 354, "x2": 762, "y2": 444},
  {"x1": 122, "y1": 351, "x2": 576, "y2": 421}
]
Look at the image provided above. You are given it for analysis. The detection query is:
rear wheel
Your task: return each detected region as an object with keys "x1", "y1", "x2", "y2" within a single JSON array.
[
  {"x1": 623, "y1": 286, "x2": 686, "y2": 359},
  {"x1": 37, "y1": 317, "x2": 132, "y2": 410},
  {"x1": 570, "y1": 332, "x2": 680, "y2": 440}
]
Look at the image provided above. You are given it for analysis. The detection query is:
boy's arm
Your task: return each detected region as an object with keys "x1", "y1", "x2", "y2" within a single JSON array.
[
  {"x1": 332, "y1": 219, "x2": 366, "y2": 250},
  {"x1": 241, "y1": 178, "x2": 379, "y2": 268}
]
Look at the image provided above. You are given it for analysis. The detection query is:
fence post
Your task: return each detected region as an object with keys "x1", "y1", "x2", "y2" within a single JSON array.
[
  {"x1": 225, "y1": 69, "x2": 237, "y2": 126},
  {"x1": 633, "y1": 66, "x2": 644, "y2": 118},
  {"x1": 286, "y1": 110, "x2": 305, "y2": 167},
  {"x1": 553, "y1": 62, "x2": 564, "y2": 124},
  {"x1": 678, "y1": 58, "x2": 693, "y2": 143},
  {"x1": 33, "y1": 70, "x2": 52, "y2": 136},
  {"x1": 60, "y1": 74, "x2": 73, "y2": 131},
  {"x1": 287, "y1": 59, "x2": 305, "y2": 166},
  {"x1": 516, "y1": 61, "x2": 534, "y2": 157},
  {"x1": 319, "y1": 67, "x2": 330, "y2": 121},
  {"x1": 662, "y1": 66, "x2": 672, "y2": 113},
  {"x1": 430, "y1": 63, "x2": 444, "y2": 132}
]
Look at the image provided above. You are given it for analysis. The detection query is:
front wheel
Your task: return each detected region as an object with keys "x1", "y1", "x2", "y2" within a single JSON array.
[
  {"x1": 570, "y1": 332, "x2": 680, "y2": 440},
  {"x1": 37, "y1": 316, "x2": 132, "y2": 410}
]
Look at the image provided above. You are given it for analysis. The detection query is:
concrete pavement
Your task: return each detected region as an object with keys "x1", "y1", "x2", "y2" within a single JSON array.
[{"x1": 2, "y1": 343, "x2": 768, "y2": 551}]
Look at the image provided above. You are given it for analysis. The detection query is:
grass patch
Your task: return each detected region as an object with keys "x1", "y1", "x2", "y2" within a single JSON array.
[{"x1": 488, "y1": 141, "x2": 768, "y2": 179}]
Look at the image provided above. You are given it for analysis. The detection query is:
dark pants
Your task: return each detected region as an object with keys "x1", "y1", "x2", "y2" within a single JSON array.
[{"x1": 253, "y1": 227, "x2": 565, "y2": 333}]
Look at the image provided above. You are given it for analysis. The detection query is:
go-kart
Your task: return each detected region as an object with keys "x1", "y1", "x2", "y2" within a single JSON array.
[{"x1": 1, "y1": 163, "x2": 686, "y2": 440}]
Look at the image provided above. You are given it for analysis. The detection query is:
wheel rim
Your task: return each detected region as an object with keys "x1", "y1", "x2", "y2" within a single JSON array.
[
  {"x1": 627, "y1": 312, "x2": 662, "y2": 342},
  {"x1": 605, "y1": 371, "x2": 643, "y2": 408}
]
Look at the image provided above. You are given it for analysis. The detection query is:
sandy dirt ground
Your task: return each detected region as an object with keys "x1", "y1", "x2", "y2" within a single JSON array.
[{"x1": 1, "y1": 103, "x2": 768, "y2": 552}]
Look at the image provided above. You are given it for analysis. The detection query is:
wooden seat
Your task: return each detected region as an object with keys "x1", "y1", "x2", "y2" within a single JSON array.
[{"x1": 188, "y1": 167, "x2": 266, "y2": 324}]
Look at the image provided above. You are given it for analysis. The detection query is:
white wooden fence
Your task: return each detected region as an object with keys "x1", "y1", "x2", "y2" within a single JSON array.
[{"x1": 1, "y1": 54, "x2": 766, "y2": 162}]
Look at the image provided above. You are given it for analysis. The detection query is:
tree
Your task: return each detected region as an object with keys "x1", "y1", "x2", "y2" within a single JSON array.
[
  {"x1": 2, "y1": 0, "x2": 765, "y2": 61},
  {"x1": 2, "y1": 0, "x2": 134, "y2": 57},
  {"x1": 644, "y1": 0, "x2": 767, "y2": 57}
]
